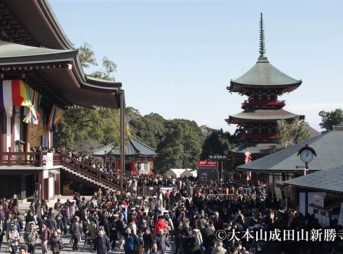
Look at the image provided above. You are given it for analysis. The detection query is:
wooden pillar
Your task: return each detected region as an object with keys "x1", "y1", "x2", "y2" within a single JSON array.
[
  {"x1": 44, "y1": 178, "x2": 49, "y2": 200},
  {"x1": 119, "y1": 90, "x2": 125, "y2": 192},
  {"x1": 0, "y1": 133, "x2": 5, "y2": 161},
  {"x1": 305, "y1": 191, "x2": 308, "y2": 215},
  {"x1": 38, "y1": 170, "x2": 44, "y2": 200},
  {"x1": 55, "y1": 173, "x2": 60, "y2": 195},
  {"x1": 20, "y1": 175, "x2": 26, "y2": 199}
]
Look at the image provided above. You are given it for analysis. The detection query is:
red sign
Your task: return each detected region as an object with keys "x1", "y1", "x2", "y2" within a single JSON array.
[{"x1": 197, "y1": 160, "x2": 218, "y2": 169}]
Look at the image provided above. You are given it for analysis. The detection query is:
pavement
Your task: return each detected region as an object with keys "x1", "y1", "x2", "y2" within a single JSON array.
[
  {"x1": 11, "y1": 196, "x2": 174, "y2": 253},
  {"x1": 1, "y1": 231, "x2": 174, "y2": 254}
]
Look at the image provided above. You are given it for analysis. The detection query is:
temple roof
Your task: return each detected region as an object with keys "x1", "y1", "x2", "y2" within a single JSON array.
[
  {"x1": 228, "y1": 14, "x2": 302, "y2": 93},
  {"x1": 1, "y1": 0, "x2": 73, "y2": 49},
  {"x1": 0, "y1": 40, "x2": 76, "y2": 63},
  {"x1": 283, "y1": 165, "x2": 343, "y2": 194},
  {"x1": 229, "y1": 57, "x2": 302, "y2": 92},
  {"x1": 227, "y1": 109, "x2": 299, "y2": 123},
  {"x1": 93, "y1": 136, "x2": 157, "y2": 157},
  {"x1": 0, "y1": 41, "x2": 122, "y2": 109},
  {"x1": 237, "y1": 128, "x2": 343, "y2": 173}
]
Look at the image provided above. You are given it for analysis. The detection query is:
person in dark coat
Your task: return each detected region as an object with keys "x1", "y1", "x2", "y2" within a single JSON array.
[
  {"x1": 155, "y1": 229, "x2": 170, "y2": 254},
  {"x1": 45, "y1": 212, "x2": 57, "y2": 231},
  {"x1": 48, "y1": 230, "x2": 62, "y2": 254},
  {"x1": 143, "y1": 227, "x2": 154, "y2": 254},
  {"x1": 124, "y1": 228, "x2": 137, "y2": 254},
  {"x1": 201, "y1": 221, "x2": 215, "y2": 254},
  {"x1": 70, "y1": 216, "x2": 82, "y2": 251},
  {"x1": 94, "y1": 229, "x2": 111, "y2": 254}
]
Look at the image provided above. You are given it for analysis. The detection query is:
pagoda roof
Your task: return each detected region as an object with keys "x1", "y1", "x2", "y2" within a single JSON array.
[
  {"x1": 237, "y1": 127, "x2": 343, "y2": 173},
  {"x1": 93, "y1": 136, "x2": 157, "y2": 157},
  {"x1": 1, "y1": 0, "x2": 73, "y2": 49},
  {"x1": 229, "y1": 57, "x2": 302, "y2": 92},
  {"x1": 227, "y1": 109, "x2": 299, "y2": 123},
  {"x1": 232, "y1": 142, "x2": 283, "y2": 155},
  {"x1": 0, "y1": 40, "x2": 122, "y2": 109}
]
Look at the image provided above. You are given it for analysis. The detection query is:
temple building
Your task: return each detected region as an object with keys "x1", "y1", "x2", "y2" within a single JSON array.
[
  {"x1": 0, "y1": 0, "x2": 125, "y2": 199},
  {"x1": 226, "y1": 14, "x2": 302, "y2": 160},
  {"x1": 93, "y1": 136, "x2": 156, "y2": 175}
]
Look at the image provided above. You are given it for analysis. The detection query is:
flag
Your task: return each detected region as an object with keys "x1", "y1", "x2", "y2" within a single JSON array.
[
  {"x1": 12, "y1": 79, "x2": 23, "y2": 107},
  {"x1": 1, "y1": 80, "x2": 39, "y2": 123},
  {"x1": 48, "y1": 105, "x2": 56, "y2": 130},
  {"x1": 244, "y1": 151, "x2": 252, "y2": 181},
  {"x1": 0, "y1": 81, "x2": 4, "y2": 111},
  {"x1": 0, "y1": 80, "x2": 13, "y2": 117}
]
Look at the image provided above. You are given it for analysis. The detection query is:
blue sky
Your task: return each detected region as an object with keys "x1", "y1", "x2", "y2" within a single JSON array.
[{"x1": 50, "y1": 0, "x2": 343, "y2": 132}]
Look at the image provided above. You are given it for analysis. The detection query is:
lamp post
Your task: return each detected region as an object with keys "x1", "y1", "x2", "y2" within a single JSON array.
[{"x1": 209, "y1": 154, "x2": 226, "y2": 180}]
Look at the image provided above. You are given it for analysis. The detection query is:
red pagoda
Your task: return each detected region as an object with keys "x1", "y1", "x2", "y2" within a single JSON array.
[{"x1": 226, "y1": 14, "x2": 303, "y2": 159}]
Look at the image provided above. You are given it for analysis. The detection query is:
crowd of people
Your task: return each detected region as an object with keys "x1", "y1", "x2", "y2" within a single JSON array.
[{"x1": 0, "y1": 173, "x2": 342, "y2": 254}]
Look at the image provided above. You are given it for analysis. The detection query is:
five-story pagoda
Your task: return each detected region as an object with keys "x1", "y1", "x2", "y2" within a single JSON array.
[{"x1": 226, "y1": 14, "x2": 303, "y2": 159}]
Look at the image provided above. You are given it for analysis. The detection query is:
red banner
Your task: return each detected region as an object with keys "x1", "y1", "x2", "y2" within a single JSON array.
[{"x1": 197, "y1": 160, "x2": 218, "y2": 169}]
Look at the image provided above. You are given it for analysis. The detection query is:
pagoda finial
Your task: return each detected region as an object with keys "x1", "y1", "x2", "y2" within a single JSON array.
[{"x1": 259, "y1": 13, "x2": 266, "y2": 57}]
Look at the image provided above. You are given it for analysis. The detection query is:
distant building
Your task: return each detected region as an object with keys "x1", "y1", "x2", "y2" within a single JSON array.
[
  {"x1": 283, "y1": 165, "x2": 343, "y2": 227},
  {"x1": 238, "y1": 127, "x2": 343, "y2": 215},
  {"x1": 93, "y1": 136, "x2": 156, "y2": 175}
]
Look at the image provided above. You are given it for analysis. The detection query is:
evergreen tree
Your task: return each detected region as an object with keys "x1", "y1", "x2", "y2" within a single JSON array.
[
  {"x1": 277, "y1": 118, "x2": 310, "y2": 147},
  {"x1": 319, "y1": 108, "x2": 343, "y2": 131}
]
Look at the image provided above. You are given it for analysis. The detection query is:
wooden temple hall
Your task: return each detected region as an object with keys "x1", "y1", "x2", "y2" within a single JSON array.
[{"x1": 0, "y1": 0, "x2": 126, "y2": 199}]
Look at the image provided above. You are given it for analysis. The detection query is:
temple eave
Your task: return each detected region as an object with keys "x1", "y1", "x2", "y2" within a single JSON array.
[{"x1": 229, "y1": 82, "x2": 301, "y2": 94}]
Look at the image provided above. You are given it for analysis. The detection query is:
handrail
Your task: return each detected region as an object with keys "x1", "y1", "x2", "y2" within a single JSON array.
[
  {"x1": 0, "y1": 152, "x2": 46, "y2": 166},
  {"x1": 242, "y1": 99, "x2": 285, "y2": 109},
  {"x1": 56, "y1": 153, "x2": 121, "y2": 190},
  {"x1": 0, "y1": 151, "x2": 121, "y2": 189}
]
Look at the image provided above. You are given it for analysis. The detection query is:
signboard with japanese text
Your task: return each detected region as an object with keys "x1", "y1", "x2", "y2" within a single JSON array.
[{"x1": 196, "y1": 160, "x2": 218, "y2": 169}]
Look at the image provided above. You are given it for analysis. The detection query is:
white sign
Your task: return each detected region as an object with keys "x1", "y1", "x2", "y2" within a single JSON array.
[
  {"x1": 313, "y1": 194, "x2": 324, "y2": 207},
  {"x1": 43, "y1": 169, "x2": 49, "y2": 179},
  {"x1": 45, "y1": 152, "x2": 54, "y2": 167},
  {"x1": 160, "y1": 187, "x2": 173, "y2": 194}
]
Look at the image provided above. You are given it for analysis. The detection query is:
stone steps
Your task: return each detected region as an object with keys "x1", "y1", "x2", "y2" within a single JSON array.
[{"x1": 61, "y1": 166, "x2": 115, "y2": 191}]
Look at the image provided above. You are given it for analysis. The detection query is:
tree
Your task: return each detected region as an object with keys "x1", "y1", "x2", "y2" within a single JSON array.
[
  {"x1": 319, "y1": 108, "x2": 343, "y2": 131},
  {"x1": 154, "y1": 119, "x2": 203, "y2": 173},
  {"x1": 54, "y1": 43, "x2": 119, "y2": 148},
  {"x1": 277, "y1": 118, "x2": 310, "y2": 147},
  {"x1": 200, "y1": 129, "x2": 232, "y2": 160},
  {"x1": 79, "y1": 42, "x2": 97, "y2": 68},
  {"x1": 54, "y1": 108, "x2": 120, "y2": 149},
  {"x1": 129, "y1": 112, "x2": 166, "y2": 148},
  {"x1": 92, "y1": 57, "x2": 117, "y2": 81},
  {"x1": 125, "y1": 107, "x2": 141, "y2": 122},
  {"x1": 154, "y1": 124, "x2": 184, "y2": 173}
]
